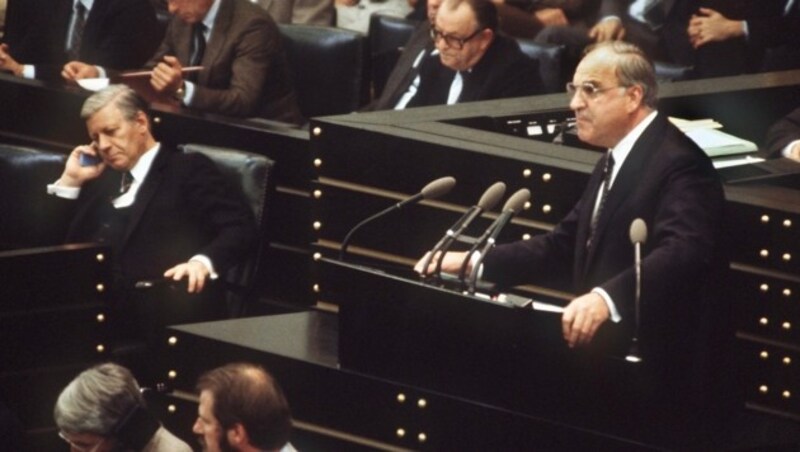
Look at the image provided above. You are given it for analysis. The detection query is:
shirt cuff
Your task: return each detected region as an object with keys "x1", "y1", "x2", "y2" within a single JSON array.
[
  {"x1": 22, "y1": 64, "x2": 35, "y2": 79},
  {"x1": 782, "y1": 140, "x2": 800, "y2": 158},
  {"x1": 592, "y1": 287, "x2": 622, "y2": 323},
  {"x1": 183, "y1": 80, "x2": 197, "y2": 106},
  {"x1": 46, "y1": 180, "x2": 81, "y2": 199},
  {"x1": 189, "y1": 255, "x2": 218, "y2": 280}
]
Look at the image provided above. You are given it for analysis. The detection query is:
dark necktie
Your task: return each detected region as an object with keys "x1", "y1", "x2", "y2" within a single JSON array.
[
  {"x1": 587, "y1": 151, "x2": 615, "y2": 249},
  {"x1": 191, "y1": 23, "x2": 207, "y2": 67},
  {"x1": 119, "y1": 171, "x2": 133, "y2": 196},
  {"x1": 68, "y1": 2, "x2": 87, "y2": 60}
]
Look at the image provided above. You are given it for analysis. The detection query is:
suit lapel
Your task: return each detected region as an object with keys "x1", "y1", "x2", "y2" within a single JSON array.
[
  {"x1": 118, "y1": 147, "x2": 170, "y2": 251},
  {"x1": 579, "y1": 114, "x2": 665, "y2": 279},
  {"x1": 199, "y1": 0, "x2": 234, "y2": 85}
]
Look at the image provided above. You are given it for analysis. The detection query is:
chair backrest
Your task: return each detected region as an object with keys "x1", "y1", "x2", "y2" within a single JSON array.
[
  {"x1": 513, "y1": 39, "x2": 566, "y2": 95},
  {"x1": 368, "y1": 14, "x2": 418, "y2": 97},
  {"x1": 278, "y1": 24, "x2": 369, "y2": 120},
  {"x1": 180, "y1": 144, "x2": 274, "y2": 316},
  {"x1": 0, "y1": 144, "x2": 67, "y2": 249}
]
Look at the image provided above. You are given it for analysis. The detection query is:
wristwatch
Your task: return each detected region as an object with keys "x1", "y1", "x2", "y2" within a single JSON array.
[{"x1": 173, "y1": 82, "x2": 186, "y2": 103}]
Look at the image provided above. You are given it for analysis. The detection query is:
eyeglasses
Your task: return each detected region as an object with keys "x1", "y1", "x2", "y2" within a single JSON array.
[
  {"x1": 58, "y1": 431, "x2": 106, "y2": 452},
  {"x1": 429, "y1": 26, "x2": 484, "y2": 50},
  {"x1": 566, "y1": 81, "x2": 628, "y2": 99}
]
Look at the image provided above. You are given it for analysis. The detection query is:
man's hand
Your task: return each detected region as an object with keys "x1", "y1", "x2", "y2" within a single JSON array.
[
  {"x1": 414, "y1": 251, "x2": 469, "y2": 276},
  {"x1": 687, "y1": 7, "x2": 744, "y2": 49},
  {"x1": 59, "y1": 145, "x2": 106, "y2": 187},
  {"x1": 588, "y1": 18, "x2": 625, "y2": 42},
  {"x1": 562, "y1": 292, "x2": 610, "y2": 348},
  {"x1": 62, "y1": 61, "x2": 100, "y2": 81},
  {"x1": 164, "y1": 260, "x2": 211, "y2": 294},
  {"x1": 0, "y1": 44, "x2": 24, "y2": 76},
  {"x1": 534, "y1": 8, "x2": 569, "y2": 27},
  {"x1": 150, "y1": 55, "x2": 185, "y2": 95}
]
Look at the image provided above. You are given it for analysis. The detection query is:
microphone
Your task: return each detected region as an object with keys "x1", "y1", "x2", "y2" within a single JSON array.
[
  {"x1": 419, "y1": 182, "x2": 506, "y2": 279},
  {"x1": 339, "y1": 176, "x2": 456, "y2": 261},
  {"x1": 460, "y1": 188, "x2": 531, "y2": 291},
  {"x1": 626, "y1": 218, "x2": 648, "y2": 363}
]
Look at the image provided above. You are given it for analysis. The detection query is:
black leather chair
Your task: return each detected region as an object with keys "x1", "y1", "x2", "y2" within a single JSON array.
[
  {"x1": 178, "y1": 144, "x2": 275, "y2": 317},
  {"x1": 278, "y1": 24, "x2": 369, "y2": 121},
  {"x1": 368, "y1": 14, "x2": 418, "y2": 98},
  {"x1": 0, "y1": 144, "x2": 66, "y2": 249},
  {"x1": 514, "y1": 38, "x2": 567, "y2": 94}
]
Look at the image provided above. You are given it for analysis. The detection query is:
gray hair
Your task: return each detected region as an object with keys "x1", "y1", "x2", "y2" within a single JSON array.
[
  {"x1": 54, "y1": 362, "x2": 145, "y2": 435},
  {"x1": 80, "y1": 84, "x2": 149, "y2": 121},
  {"x1": 584, "y1": 41, "x2": 658, "y2": 109}
]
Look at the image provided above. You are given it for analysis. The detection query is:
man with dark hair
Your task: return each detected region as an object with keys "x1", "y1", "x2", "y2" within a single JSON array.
[
  {"x1": 0, "y1": 0, "x2": 160, "y2": 81},
  {"x1": 194, "y1": 363, "x2": 293, "y2": 452},
  {"x1": 63, "y1": 0, "x2": 303, "y2": 123},
  {"x1": 46, "y1": 84, "x2": 256, "y2": 342},
  {"x1": 370, "y1": 0, "x2": 543, "y2": 110}
]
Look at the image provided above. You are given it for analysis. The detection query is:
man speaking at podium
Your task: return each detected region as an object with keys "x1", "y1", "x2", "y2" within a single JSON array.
[{"x1": 419, "y1": 41, "x2": 727, "y2": 414}]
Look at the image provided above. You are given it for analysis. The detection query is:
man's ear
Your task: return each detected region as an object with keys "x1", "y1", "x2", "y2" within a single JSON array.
[
  {"x1": 625, "y1": 84, "x2": 645, "y2": 113},
  {"x1": 226, "y1": 423, "x2": 249, "y2": 447}
]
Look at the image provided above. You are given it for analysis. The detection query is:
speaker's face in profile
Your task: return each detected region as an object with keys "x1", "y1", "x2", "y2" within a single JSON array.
[{"x1": 193, "y1": 390, "x2": 236, "y2": 452}]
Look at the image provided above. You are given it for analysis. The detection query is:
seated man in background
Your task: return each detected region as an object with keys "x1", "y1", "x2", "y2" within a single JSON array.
[
  {"x1": 369, "y1": 0, "x2": 542, "y2": 111},
  {"x1": 64, "y1": 0, "x2": 303, "y2": 124},
  {"x1": 762, "y1": 106, "x2": 800, "y2": 162},
  {"x1": 54, "y1": 362, "x2": 191, "y2": 451},
  {"x1": 687, "y1": 0, "x2": 800, "y2": 71},
  {"x1": 254, "y1": 0, "x2": 335, "y2": 26},
  {"x1": 45, "y1": 84, "x2": 256, "y2": 344},
  {"x1": 0, "y1": 0, "x2": 160, "y2": 81},
  {"x1": 194, "y1": 363, "x2": 294, "y2": 452}
]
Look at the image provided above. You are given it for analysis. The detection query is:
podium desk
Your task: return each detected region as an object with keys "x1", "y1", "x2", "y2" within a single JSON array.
[{"x1": 163, "y1": 312, "x2": 661, "y2": 451}]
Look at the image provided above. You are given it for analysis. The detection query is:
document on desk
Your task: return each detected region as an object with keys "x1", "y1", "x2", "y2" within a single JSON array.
[{"x1": 683, "y1": 128, "x2": 758, "y2": 158}]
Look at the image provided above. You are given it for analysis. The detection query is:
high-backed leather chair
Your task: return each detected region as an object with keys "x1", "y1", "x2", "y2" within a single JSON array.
[
  {"x1": 0, "y1": 144, "x2": 66, "y2": 249},
  {"x1": 514, "y1": 39, "x2": 566, "y2": 94},
  {"x1": 179, "y1": 144, "x2": 275, "y2": 317},
  {"x1": 368, "y1": 14, "x2": 418, "y2": 99},
  {"x1": 278, "y1": 24, "x2": 369, "y2": 121}
]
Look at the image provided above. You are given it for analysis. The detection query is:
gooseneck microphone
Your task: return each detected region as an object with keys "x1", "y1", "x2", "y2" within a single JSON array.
[
  {"x1": 419, "y1": 182, "x2": 506, "y2": 279},
  {"x1": 626, "y1": 218, "x2": 648, "y2": 363},
  {"x1": 462, "y1": 188, "x2": 531, "y2": 293},
  {"x1": 339, "y1": 176, "x2": 456, "y2": 261}
]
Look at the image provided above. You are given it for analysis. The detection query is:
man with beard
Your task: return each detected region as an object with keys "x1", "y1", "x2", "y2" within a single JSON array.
[{"x1": 193, "y1": 363, "x2": 294, "y2": 452}]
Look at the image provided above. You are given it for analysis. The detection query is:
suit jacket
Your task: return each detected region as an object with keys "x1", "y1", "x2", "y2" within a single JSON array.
[
  {"x1": 763, "y1": 106, "x2": 800, "y2": 159},
  {"x1": 2, "y1": 0, "x2": 160, "y2": 81},
  {"x1": 746, "y1": 0, "x2": 800, "y2": 49},
  {"x1": 370, "y1": 29, "x2": 542, "y2": 110},
  {"x1": 146, "y1": 0, "x2": 303, "y2": 123},
  {"x1": 483, "y1": 113, "x2": 725, "y2": 360},
  {"x1": 254, "y1": 0, "x2": 335, "y2": 26},
  {"x1": 56, "y1": 144, "x2": 256, "y2": 287}
]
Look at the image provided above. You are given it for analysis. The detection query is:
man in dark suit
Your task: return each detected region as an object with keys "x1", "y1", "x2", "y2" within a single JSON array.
[
  {"x1": 46, "y1": 84, "x2": 256, "y2": 339},
  {"x1": 369, "y1": 0, "x2": 542, "y2": 111},
  {"x1": 65, "y1": 0, "x2": 303, "y2": 124},
  {"x1": 419, "y1": 42, "x2": 726, "y2": 414},
  {"x1": 763, "y1": 106, "x2": 800, "y2": 161},
  {"x1": 0, "y1": 0, "x2": 160, "y2": 81}
]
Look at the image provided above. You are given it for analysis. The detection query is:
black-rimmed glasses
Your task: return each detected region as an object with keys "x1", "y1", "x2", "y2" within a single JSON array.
[{"x1": 429, "y1": 26, "x2": 484, "y2": 50}]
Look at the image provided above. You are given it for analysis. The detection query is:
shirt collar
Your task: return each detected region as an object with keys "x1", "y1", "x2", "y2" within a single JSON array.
[
  {"x1": 202, "y1": 0, "x2": 222, "y2": 31},
  {"x1": 75, "y1": 0, "x2": 93, "y2": 11},
  {"x1": 129, "y1": 142, "x2": 161, "y2": 183},
  {"x1": 608, "y1": 110, "x2": 658, "y2": 184}
]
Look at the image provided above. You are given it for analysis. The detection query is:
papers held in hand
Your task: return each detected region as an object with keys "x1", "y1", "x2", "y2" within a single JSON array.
[{"x1": 77, "y1": 66, "x2": 203, "y2": 92}]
